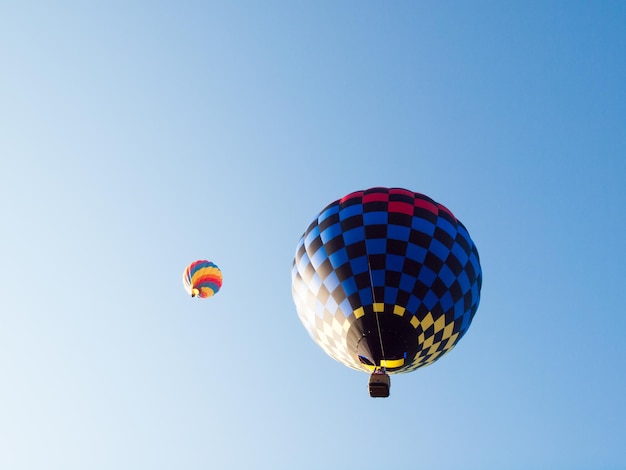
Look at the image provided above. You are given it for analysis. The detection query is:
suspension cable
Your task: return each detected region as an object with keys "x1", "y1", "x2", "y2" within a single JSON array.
[{"x1": 366, "y1": 254, "x2": 386, "y2": 369}]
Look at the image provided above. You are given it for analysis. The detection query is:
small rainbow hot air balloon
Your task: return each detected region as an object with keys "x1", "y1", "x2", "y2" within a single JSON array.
[{"x1": 183, "y1": 260, "x2": 222, "y2": 298}]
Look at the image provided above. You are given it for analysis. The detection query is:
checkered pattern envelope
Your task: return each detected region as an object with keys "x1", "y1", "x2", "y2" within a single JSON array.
[{"x1": 292, "y1": 188, "x2": 481, "y2": 374}]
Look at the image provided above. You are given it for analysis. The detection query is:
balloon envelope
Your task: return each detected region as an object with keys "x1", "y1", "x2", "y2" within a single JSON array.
[
  {"x1": 291, "y1": 187, "x2": 481, "y2": 373},
  {"x1": 183, "y1": 260, "x2": 222, "y2": 298}
]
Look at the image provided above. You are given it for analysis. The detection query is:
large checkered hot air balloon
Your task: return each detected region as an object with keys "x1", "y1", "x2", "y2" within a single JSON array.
[
  {"x1": 183, "y1": 260, "x2": 222, "y2": 298},
  {"x1": 291, "y1": 188, "x2": 482, "y2": 397}
]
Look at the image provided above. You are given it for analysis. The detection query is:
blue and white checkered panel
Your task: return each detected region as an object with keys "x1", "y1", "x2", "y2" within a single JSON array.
[
  {"x1": 292, "y1": 245, "x2": 360, "y2": 370},
  {"x1": 313, "y1": 311, "x2": 359, "y2": 370}
]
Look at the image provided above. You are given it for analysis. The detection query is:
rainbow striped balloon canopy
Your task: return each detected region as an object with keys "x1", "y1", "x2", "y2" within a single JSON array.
[{"x1": 183, "y1": 260, "x2": 222, "y2": 298}]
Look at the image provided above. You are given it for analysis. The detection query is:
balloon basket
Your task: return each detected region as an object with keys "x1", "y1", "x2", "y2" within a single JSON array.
[{"x1": 368, "y1": 370, "x2": 390, "y2": 398}]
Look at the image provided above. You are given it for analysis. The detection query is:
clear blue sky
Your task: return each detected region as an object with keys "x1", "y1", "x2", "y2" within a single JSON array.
[{"x1": 1, "y1": 2, "x2": 625, "y2": 469}]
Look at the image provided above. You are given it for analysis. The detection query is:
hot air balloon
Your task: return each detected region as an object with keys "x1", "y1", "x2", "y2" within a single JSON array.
[
  {"x1": 291, "y1": 188, "x2": 481, "y2": 397},
  {"x1": 183, "y1": 260, "x2": 222, "y2": 298}
]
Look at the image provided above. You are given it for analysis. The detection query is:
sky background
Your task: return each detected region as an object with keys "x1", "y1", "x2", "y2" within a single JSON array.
[{"x1": 1, "y1": 2, "x2": 625, "y2": 469}]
